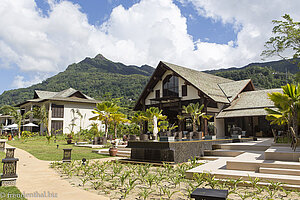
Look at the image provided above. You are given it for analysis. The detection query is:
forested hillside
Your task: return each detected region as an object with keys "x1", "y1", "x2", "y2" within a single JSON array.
[
  {"x1": 207, "y1": 59, "x2": 298, "y2": 89},
  {"x1": 0, "y1": 55, "x2": 298, "y2": 108},
  {"x1": 0, "y1": 54, "x2": 154, "y2": 107}
]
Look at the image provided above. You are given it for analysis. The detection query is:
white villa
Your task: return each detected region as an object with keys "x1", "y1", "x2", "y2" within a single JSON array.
[{"x1": 17, "y1": 88, "x2": 103, "y2": 135}]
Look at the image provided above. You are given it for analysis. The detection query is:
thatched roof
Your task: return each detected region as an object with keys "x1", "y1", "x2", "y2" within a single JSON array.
[
  {"x1": 134, "y1": 61, "x2": 254, "y2": 110},
  {"x1": 217, "y1": 88, "x2": 282, "y2": 118}
]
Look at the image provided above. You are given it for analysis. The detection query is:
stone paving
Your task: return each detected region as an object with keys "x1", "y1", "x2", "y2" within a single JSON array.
[{"x1": 7, "y1": 144, "x2": 114, "y2": 200}]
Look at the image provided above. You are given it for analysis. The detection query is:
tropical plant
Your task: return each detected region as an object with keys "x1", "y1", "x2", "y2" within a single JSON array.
[
  {"x1": 90, "y1": 101, "x2": 119, "y2": 137},
  {"x1": 144, "y1": 107, "x2": 166, "y2": 139},
  {"x1": 0, "y1": 105, "x2": 32, "y2": 139},
  {"x1": 110, "y1": 112, "x2": 129, "y2": 138},
  {"x1": 182, "y1": 103, "x2": 211, "y2": 133},
  {"x1": 33, "y1": 105, "x2": 50, "y2": 136},
  {"x1": 261, "y1": 14, "x2": 300, "y2": 81},
  {"x1": 265, "y1": 83, "x2": 300, "y2": 136},
  {"x1": 131, "y1": 111, "x2": 147, "y2": 135}
]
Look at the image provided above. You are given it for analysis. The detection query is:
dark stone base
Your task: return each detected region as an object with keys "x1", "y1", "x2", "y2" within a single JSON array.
[
  {"x1": 1, "y1": 178, "x2": 17, "y2": 186},
  {"x1": 127, "y1": 138, "x2": 253, "y2": 163}
]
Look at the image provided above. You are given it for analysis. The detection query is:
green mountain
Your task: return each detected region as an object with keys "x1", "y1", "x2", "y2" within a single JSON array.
[
  {"x1": 0, "y1": 56, "x2": 298, "y2": 108},
  {"x1": 0, "y1": 54, "x2": 154, "y2": 107},
  {"x1": 206, "y1": 59, "x2": 299, "y2": 89}
]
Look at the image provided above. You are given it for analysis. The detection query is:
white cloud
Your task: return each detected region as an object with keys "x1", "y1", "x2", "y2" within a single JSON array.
[
  {"x1": 12, "y1": 74, "x2": 46, "y2": 88},
  {"x1": 1, "y1": 0, "x2": 300, "y2": 89}
]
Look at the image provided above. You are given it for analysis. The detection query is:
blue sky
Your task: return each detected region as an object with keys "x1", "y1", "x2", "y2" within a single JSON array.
[{"x1": 0, "y1": 0, "x2": 299, "y2": 94}]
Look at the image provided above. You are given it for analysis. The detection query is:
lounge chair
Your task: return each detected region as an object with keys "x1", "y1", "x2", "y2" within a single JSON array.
[{"x1": 290, "y1": 127, "x2": 300, "y2": 152}]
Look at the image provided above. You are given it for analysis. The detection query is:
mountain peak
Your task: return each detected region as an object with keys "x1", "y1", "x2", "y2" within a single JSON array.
[{"x1": 94, "y1": 54, "x2": 108, "y2": 61}]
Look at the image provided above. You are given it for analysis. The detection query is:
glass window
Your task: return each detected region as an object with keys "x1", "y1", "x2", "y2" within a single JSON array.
[
  {"x1": 163, "y1": 75, "x2": 179, "y2": 97},
  {"x1": 182, "y1": 85, "x2": 187, "y2": 96}
]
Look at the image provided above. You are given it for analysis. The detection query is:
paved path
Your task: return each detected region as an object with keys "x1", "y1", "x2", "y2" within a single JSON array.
[{"x1": 8, "y1": 144, "x2": 112, "y2": 200}]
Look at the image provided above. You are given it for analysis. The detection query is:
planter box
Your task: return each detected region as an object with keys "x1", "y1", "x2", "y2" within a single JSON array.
[
  {"x1": 139, "y1": 134, "x2": 148, "y2": 141},
  {"x1": 160, "y1": 136, "x2": 175, "y2": 142},
  {"x1": 129, "y1": 135, "x2": 137, "y2": 141}
]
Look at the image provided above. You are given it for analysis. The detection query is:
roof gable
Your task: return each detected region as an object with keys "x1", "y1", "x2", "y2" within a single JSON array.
[
  {"x1": 161, "y1": 61, "x2": 232, "y2": 103},
  {"x1": 218, "y1": 79, "x2": 255, "y2": 102}
]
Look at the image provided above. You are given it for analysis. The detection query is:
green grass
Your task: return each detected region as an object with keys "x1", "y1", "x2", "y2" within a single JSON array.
[
  {"x1": 0, "y1": 186, "x2": 26, "y2": 200},
  {"x1": 0, "y1": 151, "x2": 4, "y2": 173},
  {"x1": 8, "y1": 136, "x2": 109, "y2": 161}
]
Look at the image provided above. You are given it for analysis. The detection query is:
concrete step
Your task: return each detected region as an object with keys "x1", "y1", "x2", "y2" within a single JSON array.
[
  {"x1": 117, "y1": 147, "x2": 131, "y2": 151},
  {"x1": 197, "y1": 156, "x2": 219, "y2": 161},
  {"x1": 213, "y1": 144, "x2": 269, "y2": 151},
  {"x1": 186, "y1": 168, "x2": 300, "y2": 186},
  {"x1": 204, "y1": 149, "x2": 244, "y2": 157},
  {"x1": 96, "y1": 149, "x2": 131, "y2": 157},
  {"x1": 227, "y1": 160, "x2": 300, "y2": 172},
  {"x1": 265, "y1": 146, "x2": 300, "y2": 162},
  {"x1": 259, "y1": 167, "x2": 300, "y2": 176}
]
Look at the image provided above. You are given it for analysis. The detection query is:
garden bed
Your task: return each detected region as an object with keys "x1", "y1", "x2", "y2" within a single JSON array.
[{"x1": 50, "y1": 159, "x2": 300, "y2": 200}]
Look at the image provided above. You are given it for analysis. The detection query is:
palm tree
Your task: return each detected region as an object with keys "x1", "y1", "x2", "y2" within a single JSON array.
[
  {"x1": 182, "y1": 103, "x2": 211, "y2": 133},
  {"x1": 0, "y1": 105, "x2": 32, "y2": 139},
  {"x1": 131, "y1": 111, "x2": 147, "y2": 135},
  {"x1": 89, "y1": 101, "x2": 119, "y2": 137},
  {"x1": 110, "y1": 113, "x2": 129, "y2": 138},
  {"x1": 33, "y1": 105, "x2": 51, "y2": 136},
  {"x1": 265, "y1": 83, "x2": 300, "y2": 136},
  {"x1": 145, "y1": 107, "x2": 166, "y2": 140}
]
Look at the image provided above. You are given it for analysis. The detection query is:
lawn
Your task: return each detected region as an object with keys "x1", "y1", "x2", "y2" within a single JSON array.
[
  {"x1": 0, "y1": 151, "x2": 4, "y2": 173},
  {"x1": 0, "y1": 186, "x2": 26, "y2": 200},
  {"x1": 7, "y1": 136, "x2": 109, "y2": 161}
]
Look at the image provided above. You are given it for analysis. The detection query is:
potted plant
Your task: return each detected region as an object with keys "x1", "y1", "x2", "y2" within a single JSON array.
[
  {"x1": 108, "y1": 143, "x2": 118, "y2": 156},
  {"x1": 66, "y1": 133, "x2": 73, "y2": 144},
  {"x1": 159, "y1": 122, "x2": 177, "y2": 142}
]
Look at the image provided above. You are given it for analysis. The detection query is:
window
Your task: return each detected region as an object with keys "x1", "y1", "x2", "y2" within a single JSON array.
[
  {"x1": 163, "y1": 75, "x2": 179, "y2": 97},
  {"x1": 182, "y1": 85, "x2": 187, "y2": 97},
  {"x1": 52, "y1": 104, "x2": 64, "y2": 118},
  {"x1": 51, "y1": 120, "x2": 63, "y2": 135},
  {"x1": 155, "y1": 90, "x2": 160, "y2": 99}
]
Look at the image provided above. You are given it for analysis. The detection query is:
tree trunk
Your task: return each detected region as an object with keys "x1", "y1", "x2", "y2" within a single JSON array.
[
  {"x1": 114, "y1": 123, "x2": 117, "y2": 139},
  {"x1": 293, "y1": 109, "x2": 298, "y2": 137},
  {"x1": 192, "y1": 119, "x2": 197, "y2": 132},
  {"x1": 139, "y1": 122, "x2": 143, "y2": 135},
  {"x1": 18, "y1": 125, "x2": 21, "y2": 139},
  {"x1": 105, "y1": 119, "x2": 108, "y2": 138}
]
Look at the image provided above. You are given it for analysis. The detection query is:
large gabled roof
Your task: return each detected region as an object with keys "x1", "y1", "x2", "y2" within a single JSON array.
[
  {"x1": 162, "y1": 62, "x2": 232, "y2": 103},
  {"x1": 134, "y1": 61, "x2": 254, "y2": 110}
]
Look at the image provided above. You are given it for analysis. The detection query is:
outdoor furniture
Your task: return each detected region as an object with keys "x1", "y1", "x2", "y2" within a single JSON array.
[
  {"x1": 191, "y1": 188, "x2": 228, "y2": 200},
  {"x1": 290, "y1": 127, "x2": 300, "y2": 152}
]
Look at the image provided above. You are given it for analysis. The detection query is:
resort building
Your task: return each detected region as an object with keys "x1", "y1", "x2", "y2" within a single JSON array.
[
  {"x1": 134, "y1": 61, "x2": 280, "y2": 138},
  {"x1": 17, "y1": 88, "x2": 103, "y2": 135}
]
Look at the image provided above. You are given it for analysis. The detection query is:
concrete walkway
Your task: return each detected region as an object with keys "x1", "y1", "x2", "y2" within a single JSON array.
[{"x1": 8, "y1": 144, "x2": 111, "y2": 200}]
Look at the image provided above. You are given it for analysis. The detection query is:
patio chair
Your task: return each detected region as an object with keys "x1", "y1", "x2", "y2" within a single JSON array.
[{"x1": 289, "y1": 127, "x2": 300, "y2": 152}]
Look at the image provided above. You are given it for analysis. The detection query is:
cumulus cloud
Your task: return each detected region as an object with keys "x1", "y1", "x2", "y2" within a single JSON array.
[
  {"x1": 12, "y1": 74, "x2": 46, "y2": 88},
  {"x1": 1, "y1": 0, "x2": 300, "y2": 89}
]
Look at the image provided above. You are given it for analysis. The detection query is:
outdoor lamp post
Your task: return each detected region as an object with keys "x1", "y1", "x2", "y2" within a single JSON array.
[
  {"x1": 62, "y1": 149, "x2": 72, "y2": 162},
  {"x1": 82, "y1": 158, "x2": 86, "y2": 165},
  {"x1": 1, "y1": 147, "x2": 19, "y2": 186},
  {"x1": 0, "y1": 141, "x2": 5, "y2": 152}
]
